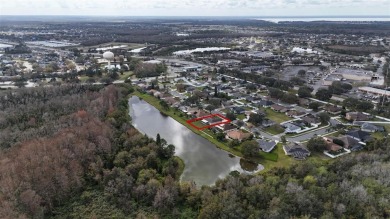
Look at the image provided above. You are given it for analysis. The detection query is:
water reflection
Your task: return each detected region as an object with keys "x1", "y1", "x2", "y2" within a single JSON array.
[{"x1": 129, "y1": 96, "x2": 263, "y2": 186}]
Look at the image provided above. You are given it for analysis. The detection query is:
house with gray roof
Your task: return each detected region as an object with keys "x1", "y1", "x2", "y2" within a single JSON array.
[
  {"x1": 261, "y1": 119, "x2": 276, "y2": 128},
  {"x1": 361, "y1": 123, "x2": 384, "y2": 133},
  {"x1": 257, "y1": 140, "x2": 277, "y2": 153},
  {"x1": 346, "y1": 129, "x2": 372, "y2": 143},
  {"x1": 283, "y1": 123, "x2": 301, "y2": 134},
  {"x1": 283, "y1": 142, "x2": 311, "y2": 160}
]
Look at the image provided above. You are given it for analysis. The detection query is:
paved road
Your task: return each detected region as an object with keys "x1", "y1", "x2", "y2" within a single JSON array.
[
  {"x1": 286, "y1": 118, "x2": 340, "y2": 142},
  {"x1": 259, "y1": 131, "x2": 281, "y2": 141},
  {"x1": 181, "y1": 77, "x2": 209, "y2": 87}
]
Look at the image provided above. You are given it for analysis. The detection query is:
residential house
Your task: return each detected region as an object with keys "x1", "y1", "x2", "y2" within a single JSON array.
[
  {"x1": 286, "y1": 110, "x2": 306, "y2": 118},
  {"x1": 153, "y1": 91, "x2": 163, "y2": 98},
  {"x1": 284, "y1": 123, "x2": 301, "y2": 133},
  {"x1": 257, "y1": 100, "x2": 274, "y2": 108},
  {"x1": 188, "y1": 109, "x2": 210, "y2": 118},
  {"x1": 323, "y1": 137, "x2": 344, "y2": 152},
  {"x1": 221, "y1": 101, "x2": 234, "y2": 108},
  {"x1": 283, "y1": 142, "x2": 311, "y2": 160},
  {"x1": 256, "y1": 109, "x2": 266, "y2": 116},
  {"x1": 338, "y1": 135, "x2": 361, "y2": 149},
  {"x1": 291, "y1": 120, "x2": 307, "y2": 129},
  {"x1": 232, "y1": 106, "x2": 245, "y2": 114},
  {"x1": 226, "y1": 130, "x2": 251, "y2": 142},
  {"x1": 217, "y1": 124, "x2": 237, "y2": 133},
  {"x1": 346, "y1": 112, "x2": 371, "y2": 121},
  {"x1": 257, "y1": 140, "x2": 277, "y2": 153},
  {"x1": 261, "y1": 119, "x2": 276, "y2": 128},
  {"x1": 203, "y1": 116, "x2": 223, "y2": 125},
  {"x1": 220, "y1": 89, "x2": 233, "y2": 95},
  {"x1": 247, "y1": 95, "x2": 262, "y2": 103},
  {"x1": 325, "y1": 105, "x2": 342, "y2": 115},
  {"x1": 301, "y1": 114, "x2": 321, "y2": 126},
  {"x1": 346, "y1": 129, "x2": 372, "y2": 142},
  {"x1": 361, "y1": 122, "x2": 385, "y2": 133},
  {"x1": 169, "y1": 90, "x2": 186, "y2": 100},
  {"x1": 193, "y1": 90, "x2": 209, "y2": 99},
  {"x1": 271, "y1": 104, "x2": 288, "y2": 113},
  {"x1": 298, "y1": 98, "x2": 310, "y2": 106},
  {"x1": 229, "y1": 92, "x2": 242, "y2": 99},
  {"x1": 185, "y1": 86, "x2": 196, "y2": 93},
  {"x1": 163, "y1": 96, "x2": 179, "y2": 106}
]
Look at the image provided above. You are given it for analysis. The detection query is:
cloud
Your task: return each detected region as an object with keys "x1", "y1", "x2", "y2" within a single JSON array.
[{"x1": 1, "y1": 0, "x2": 388, "y2": 15}]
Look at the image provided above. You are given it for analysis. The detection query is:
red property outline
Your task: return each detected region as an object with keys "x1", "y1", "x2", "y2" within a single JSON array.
[{"x1": 186, "y1": 114, "x2": 231, "y2": 130}]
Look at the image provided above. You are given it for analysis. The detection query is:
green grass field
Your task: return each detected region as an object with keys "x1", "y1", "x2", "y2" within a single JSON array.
[
  {"x1": 257, "y1": 143, "x2": 294, "y2": 170},
  {"x1": 237, "y1": 114, "x2": 246, "y2": 120},
  {"x1": 119, "y1": 71, "x2": 134, "y2": 80},
  {"x1": 263, "y1": 108, "x2": 291, "y2": 123},
  {"x1": 372, "y1": 132, "x2": 386, "y2": 140}
]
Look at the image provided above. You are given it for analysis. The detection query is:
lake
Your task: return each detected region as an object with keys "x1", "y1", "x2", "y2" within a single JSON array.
[
  {"x1": 0, "y1": 43, "x2": 13, "y2": 49},
  {"x1": 129, "y1": 96, "x2": 263, "y2": 186}
]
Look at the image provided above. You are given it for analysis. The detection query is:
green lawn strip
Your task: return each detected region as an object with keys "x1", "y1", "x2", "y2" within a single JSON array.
[
  {"x1": 119, "y1": 71, "x2": 133, "y2": 80},
  {"x1": 258, "y1": 91, "x2": 268, "y2": 96},
  {"x1": 322, "y1": 131, "x2": 341, "y2": 137},
  {"x1": 288, "y1": 89, "x2": 298, "y2": 95},
  {"x1": 263, "y1": 108, "x2": 291, "y2": 123},
  {"x1": 78, "y1": 76, "x2": 90, "y2": 82},
  {"x1": 259, "y1": 150, "x2": 278, "y2": 162},
  {"x1": 371, "y1": 132, "x2": 385, "y2": 140},
  {"x1": 221, "y1": 109, "x2": 229, "y2": 113}
]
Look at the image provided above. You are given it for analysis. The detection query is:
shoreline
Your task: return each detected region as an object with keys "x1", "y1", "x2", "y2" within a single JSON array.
[{"x1": 131, "y1": 90, "x2": 284, "y2": 169}]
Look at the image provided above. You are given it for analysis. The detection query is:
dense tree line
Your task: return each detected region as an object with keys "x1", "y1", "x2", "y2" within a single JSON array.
[
  {"x1": 220, "y1": 68, "x2": 293, "y2": 91},
  {"x1": 268, "y1": 87, "x2": 298, "y2": 104}
]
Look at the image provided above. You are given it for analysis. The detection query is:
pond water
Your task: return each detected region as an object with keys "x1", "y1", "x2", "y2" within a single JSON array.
[{"x1": 129, "y1": 96, "x2": 263, "y2": 186}]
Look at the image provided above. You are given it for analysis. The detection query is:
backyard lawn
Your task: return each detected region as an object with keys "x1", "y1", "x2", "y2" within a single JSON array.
[
  {"x1": 257, "y1": 143, "x2": 294, "y2": 170},
  {"x1": 384, "y1": 125, "x2": 390, "y2": 132},
  {"x1": 119, "y1": 71, "x2": 134, "y2": 80},
  {"x1": 263, "y1": 108, "x2": 291, "y2": 123},
  {"x1": 237, "y1": 114, "x2": 246, "y2": 120},
  {"x1": 372, "y1": 131, "x2": 386, "y2": 140}
]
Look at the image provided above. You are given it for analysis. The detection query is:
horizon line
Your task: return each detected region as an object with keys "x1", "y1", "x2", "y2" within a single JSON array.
[{"x1": 1, "y1": 15, "x2": 390, "y2": 18}]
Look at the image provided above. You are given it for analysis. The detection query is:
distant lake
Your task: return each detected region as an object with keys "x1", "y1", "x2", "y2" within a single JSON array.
[
  {"x1": 291, "y1": 47, "x2": 318, "y2": 54},
  {"x1": 0, "y1": 43, "x2": 13, "y2": 49},
  {"x1": 129, "y1": 96, "x2": 263, "y2": 186},
  {"x1": 130, "y1": 47, "x2": 146, "y2": 53},
  {"x1": 256, "y1": 17, "x2": 390, "y2": 23},
  {"x1": 173, "y1": 47, "x2": 230, "y2": 55}
]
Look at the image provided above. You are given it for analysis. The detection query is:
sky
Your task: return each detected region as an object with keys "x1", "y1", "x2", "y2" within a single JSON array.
[{"x1": 0, "y1": 0, "x2": 389, "y2": 17}]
